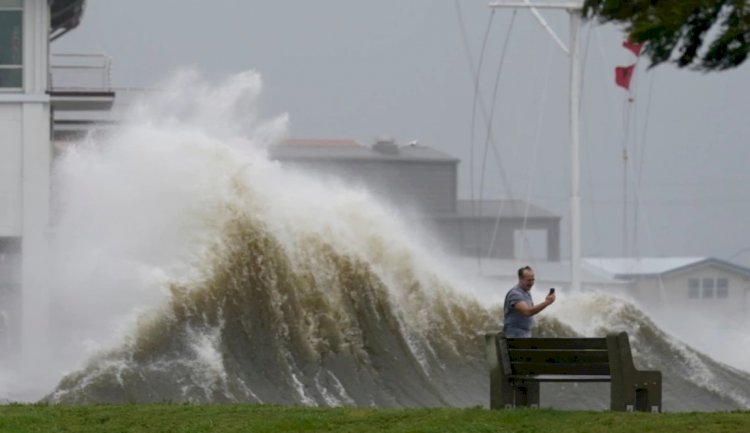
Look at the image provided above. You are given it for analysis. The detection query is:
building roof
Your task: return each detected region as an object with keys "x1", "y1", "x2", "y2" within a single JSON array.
[
  {"x1": 269, "y1": 138, "x2": 459, "y2": 163},
  {"x1": 583, "y1": 257, "x2": 750, "y2": 279},
  {"x1": 583, "y1": 257, "x2": 706, "y2": 277},
  {"x1": 282, "y1": 138, "x2": 359, "y2": 147},
  {"x1": 440, "y1": 199, "x2": 560, "y2": 220}
]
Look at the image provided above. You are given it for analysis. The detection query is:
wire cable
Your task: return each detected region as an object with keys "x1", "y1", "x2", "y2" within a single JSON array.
[
  {"x1": 455, "y1": 2, "x2": 519, "y2": 263},
  {"x1": 579, "y1": 22, "x2": 606, "y2": 259},
  {"x1": 633, "y1": 69, "x2": 657, "y2": 259},
  {"x1": 454, "y1": 2, "x2": 496, "y2": 222},
  {"x1": 516, "y1": 37, "x2": 555, "y2": 264},
  {"x1": 454, "y1": 1, "x2": 497, "y2": 264},
  {"x1": 479, "y1": 10, "x2": 518, "y2": 258}
]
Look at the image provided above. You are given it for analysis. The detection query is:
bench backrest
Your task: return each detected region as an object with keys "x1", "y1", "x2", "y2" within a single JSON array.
[{"x1": 502, "y1": 337, "x2": 611, "y2": 376}]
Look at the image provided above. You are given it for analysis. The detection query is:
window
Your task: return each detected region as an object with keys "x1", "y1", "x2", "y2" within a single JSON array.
[
  {"x1": 716, "y1": 278, "x2": 729, "y2": 298},
  {"x1": 689, "y1": 276, "x2": 731, "y2": 300},
  {"x1": 702, "y1": 278, "x2": 715, "y2": 298},
  {"x1": 0, "y1": 0, "x2": 23, "y2": 89},
  {"x1": 688, "y1": 278, "x2": 700, "y2": 299}
]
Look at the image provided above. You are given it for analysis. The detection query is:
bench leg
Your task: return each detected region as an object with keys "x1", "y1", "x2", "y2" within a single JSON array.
[
  {"x1": 611, "y1": 380, "x2": 662, "y2": 412},
  {"x1": 513, "y1": 382, "x2": 540, "y2": 408},
  {"x1": 607, "y1": 333, "x2": 662, "y2": 412},
  {"x1": 491, "y1": 379, "x2": 516, "y2": 409},
  {"x1": 635, "y1": 388, "x2": 649, "y2": 412},
  {"x1": 610, "y1": 371, "x2": 662, "y2": 412},
  {"x1": 636, "y1": 373, "x2": 661, "y2": 413}
]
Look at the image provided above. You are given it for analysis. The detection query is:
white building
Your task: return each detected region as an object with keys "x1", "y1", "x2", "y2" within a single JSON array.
[
  {"x1": 0, "y1": 0, "x2": 107, "y2": 357},
  {"x1": 584, "y1": 257, "x2": 750, "y2": 324}
]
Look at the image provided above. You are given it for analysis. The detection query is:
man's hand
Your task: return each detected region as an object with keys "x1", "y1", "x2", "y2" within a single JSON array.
[{"x1": 545, "y1": 292, "x2": 556, "y2": 305}]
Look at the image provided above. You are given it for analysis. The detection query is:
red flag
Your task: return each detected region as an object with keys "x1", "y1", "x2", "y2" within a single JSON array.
[
  {"x1": 615, "y1": 64, "x2": 635, "y2": 90},
  {"x1": 623, "y1": 40, "x2": 644, "y2": 56}
]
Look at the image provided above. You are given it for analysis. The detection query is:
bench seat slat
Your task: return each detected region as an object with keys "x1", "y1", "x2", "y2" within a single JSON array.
[
  {"x1": 508, "y1": 349, "x2": 609, "y2": 364},
  {"x1": 506, "y1": 338, "x2": 608, "y2": 350},
  {"x1": 510, "y1": 362, "x2": 611, "y2": 376},
  {"x1": 509, "y1": 374, "x2": 612, "y2": 383}
]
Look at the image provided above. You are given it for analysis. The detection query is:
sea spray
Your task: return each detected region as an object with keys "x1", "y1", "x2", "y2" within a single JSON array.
[
  {"x1": 49, "y1": 213, "x2": 495, "y2": 405},
  {"x1": 3, "y1": 70, "x2": 748, "y2": 410},
  {"x1": 36, "y1": 69, "x2": 494, "y2": 405}
]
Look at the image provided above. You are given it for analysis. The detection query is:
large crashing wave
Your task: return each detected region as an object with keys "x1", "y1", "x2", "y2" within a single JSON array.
[
  {"x1": 49, "y1": 214, "x2": 495, "y2": 406},
  {"x1": 44, "y1": 71, "x2": 750, "y2": 410}
]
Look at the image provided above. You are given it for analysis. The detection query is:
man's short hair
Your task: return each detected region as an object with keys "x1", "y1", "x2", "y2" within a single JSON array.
[{"x1": 518, "y1": 266, "x2": 533, "y2": 279}]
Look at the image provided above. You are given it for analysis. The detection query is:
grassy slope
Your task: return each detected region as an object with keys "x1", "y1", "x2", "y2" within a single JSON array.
[{"x1": 1, "y1": 405, "x2": 749, "y2": 433}]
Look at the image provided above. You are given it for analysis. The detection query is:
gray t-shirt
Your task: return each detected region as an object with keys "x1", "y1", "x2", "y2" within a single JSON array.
[{"x1": 503, "y1": 285, "x2": 534, "y2": 337}]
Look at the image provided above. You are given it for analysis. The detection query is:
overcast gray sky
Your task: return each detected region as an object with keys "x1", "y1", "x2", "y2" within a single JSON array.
[{"x1": 53, "y1": 0, "x2": 750, "y2": 266}]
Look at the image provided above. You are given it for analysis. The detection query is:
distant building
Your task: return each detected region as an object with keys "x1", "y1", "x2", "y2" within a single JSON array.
[
  {"x1": 433, "y1": 199, "x2": 560, "y2": 260},
  {"x1": 271, "y1": 138, "x2": 459, "y2": 213},
  {"x1": 584, "y1": 257, "x2": 750, "y2": 323},
  {"x1": 271, "y1": 138, "x2": 561, "y2": 260}
]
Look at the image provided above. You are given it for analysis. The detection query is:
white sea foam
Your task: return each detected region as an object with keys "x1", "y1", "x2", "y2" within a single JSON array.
[
  {"x1": 2, "y1": 69, "x2": 747, "y2": 411},
  {"x1": 326, "y1": 371, "x2": 356, "y2": 406}
]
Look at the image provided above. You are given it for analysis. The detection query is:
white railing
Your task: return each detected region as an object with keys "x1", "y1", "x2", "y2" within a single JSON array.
[{"x1": 49, "y1": 53, "x2": 112, "y2": 91}]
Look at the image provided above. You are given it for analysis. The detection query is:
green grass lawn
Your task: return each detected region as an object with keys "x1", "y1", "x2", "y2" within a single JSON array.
[{"x1": 0, "y1": 404, "x2": 748, "y2": 433}]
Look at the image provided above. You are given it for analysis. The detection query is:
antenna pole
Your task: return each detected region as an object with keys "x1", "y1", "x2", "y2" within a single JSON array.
[
  {"x1": 569, "y1": 9, "x2": 582, "y2": 292},
  {"x1": 489, "y1": 1, "x2": 583, "y2": 291}
]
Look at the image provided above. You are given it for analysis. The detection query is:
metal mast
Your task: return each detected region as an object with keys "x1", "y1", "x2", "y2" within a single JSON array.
[{"x1": 488, "y1": 1, "x2": 583, "y2": 291}]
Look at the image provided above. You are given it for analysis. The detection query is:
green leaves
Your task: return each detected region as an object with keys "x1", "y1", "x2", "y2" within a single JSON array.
[{"x1": 583, "y1": 0, "x2": 750, "y2": 71}]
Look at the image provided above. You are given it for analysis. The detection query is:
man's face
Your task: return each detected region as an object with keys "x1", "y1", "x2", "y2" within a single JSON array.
[{"x1": 519, "y1": 270, "x2": 535, "y2": 290}]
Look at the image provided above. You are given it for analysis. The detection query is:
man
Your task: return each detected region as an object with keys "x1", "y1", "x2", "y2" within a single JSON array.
[{"x1": 503, "y1": 266, "x2": 555, "y2": 338}]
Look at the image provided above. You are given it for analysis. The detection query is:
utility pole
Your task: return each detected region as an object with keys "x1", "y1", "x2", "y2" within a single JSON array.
[{"x1": 488, "y1": 1, "x2": 583, "y2": 291}]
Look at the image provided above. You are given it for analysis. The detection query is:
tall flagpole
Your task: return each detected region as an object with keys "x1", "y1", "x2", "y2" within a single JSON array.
[
  {"x1": 488, "y1": 1, "x2": 583, "y2": 291},
  {"x1": 569, "y1": 9, "x2": 582, "y2": 292}
]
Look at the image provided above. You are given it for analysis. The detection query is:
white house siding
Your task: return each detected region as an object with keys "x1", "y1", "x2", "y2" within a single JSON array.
[
  {"x1": 0, "y1": 104, "x2": 22, "y2": 236},
  {"x1": 632, "y1": 266, "x2": 750, "y2": 323}
]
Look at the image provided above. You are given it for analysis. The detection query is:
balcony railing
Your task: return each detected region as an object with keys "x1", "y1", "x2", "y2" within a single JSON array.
[{"x1": 49, "y1": 53, "x2": 112, "y2": 91}]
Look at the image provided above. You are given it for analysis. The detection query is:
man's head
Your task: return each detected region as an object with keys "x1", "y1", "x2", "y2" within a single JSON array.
[{"x1": 517, "y1": 266, "x2": 535, "y2": 290}]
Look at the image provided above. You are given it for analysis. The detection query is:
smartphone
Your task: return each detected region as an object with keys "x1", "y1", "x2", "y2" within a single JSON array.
[{"x1": 549, "y1": 288, "x2": 555, "y2": 294}]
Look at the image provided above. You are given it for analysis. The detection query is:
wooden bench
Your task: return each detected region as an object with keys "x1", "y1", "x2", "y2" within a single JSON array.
[{"x1": 485, "y1": 331, "x2": 662, "y2": 412}]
